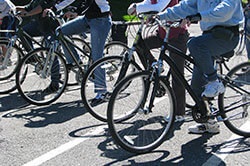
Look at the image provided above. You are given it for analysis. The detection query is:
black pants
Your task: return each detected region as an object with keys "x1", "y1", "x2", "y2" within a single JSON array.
[{"x1": 136, "y1": 32, "x2": 189, "y2": 115}]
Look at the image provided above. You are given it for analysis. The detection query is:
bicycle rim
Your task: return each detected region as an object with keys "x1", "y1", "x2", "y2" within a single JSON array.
[
  {"x1": 104, "y1": 41, "x2": 129, "y2": 57},
  {"x1": 0, "y1": 42, "x2": 24, "y2": 94},
  {"x1": 81, "y1": 55, "x2": 140, "y2": 122},
  {"x1": 16, "y1": 48, "x2": 68, "y2": 106},
  {"x1": 219, "y1": 62, "x2": 250, "y2": 137},
  {"x1": 107, "y1": 71, "x2": 175, "y2": 153}
]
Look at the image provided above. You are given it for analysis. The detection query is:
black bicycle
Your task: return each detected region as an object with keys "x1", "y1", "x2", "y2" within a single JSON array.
[
  {"x1": 81, "y1": 13, "x2": 158, "y2": 122},
  {"x1": 107, "y1": 18, "x2": 250, "y2": 154},
  {"x1": 0, "y1": 13, "x2": 47, "y2": 94},
  {"x1": 81, "y1": 12, "x2": 236, "y2": 122}
]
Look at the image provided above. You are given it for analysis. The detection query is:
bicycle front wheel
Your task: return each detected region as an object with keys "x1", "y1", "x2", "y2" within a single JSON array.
[
  {"x1": 16, "y1": 48, "x2": 68, "y2": 106},
  {"x1": 219, "y1": 62, "x2": 250, "y2": 137},
  {"x1": 81, "y1": 55, "x2": 141, "y2": 122},
  {"x1": 0, "y1": 41, "x2": 24, "y2": 94},
  {"x1": 107, "y1": 71, "x2": 176, "y2": 154}
]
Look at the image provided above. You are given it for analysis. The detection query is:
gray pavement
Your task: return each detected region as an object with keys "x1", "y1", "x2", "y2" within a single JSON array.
[{"x1": 0, "y1": 24, "x2": 250, "y2": 166}]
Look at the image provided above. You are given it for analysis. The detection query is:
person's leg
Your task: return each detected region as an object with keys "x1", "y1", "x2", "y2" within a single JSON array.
[
  {"x1": 21, "y1": 20, "x2": 43, "y2": 52},
  {"x1": 169, "y1": 32, "x2": 189, "y2": 117},
  {"x1": 136, "y1": 35, "x2": 162, "y2": 68},
  {"x1": 187, "y1": 33, "x2": 239, "y2": 134},
  {"x1": 89, "y1": 16, "x2": 112, "y2": 94},
  {"x1": 60, "y1": 16, "x2": 90, "y2": 64},
  {"x1": 188, "y1": 33, "x2": 239, "y2": 97}
]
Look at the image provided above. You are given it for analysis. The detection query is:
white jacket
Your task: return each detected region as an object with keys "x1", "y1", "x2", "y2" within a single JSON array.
[{"x1": 136, "y1": 0, "x2": 171, "y2": 13}]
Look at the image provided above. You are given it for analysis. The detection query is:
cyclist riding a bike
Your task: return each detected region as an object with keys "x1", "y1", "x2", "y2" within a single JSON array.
[
  {"x1": 127, "y1": 0, "x2": 189, "y2": 122},
  {"x1": 157, "y1": 0, "x2": 244, "y2": 134}
]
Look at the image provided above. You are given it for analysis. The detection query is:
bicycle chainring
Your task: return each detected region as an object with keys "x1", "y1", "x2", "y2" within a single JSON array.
[{"x1": 192, "y1": 108, "x2": 209, "y2": 123}]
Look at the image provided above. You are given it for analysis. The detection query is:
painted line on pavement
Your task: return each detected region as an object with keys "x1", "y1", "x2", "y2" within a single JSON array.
[
  {"x1": 203, "y1": 121, "x2": 249, "y2": 166},
  {"x1": 22, "y1": 125, "x2": 107, "y2": 166}
]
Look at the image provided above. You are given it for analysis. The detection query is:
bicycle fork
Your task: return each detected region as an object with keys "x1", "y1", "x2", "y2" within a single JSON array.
[
  {"x1": 0, "y1": 37, "x2": 16, "y2": 70},
  {"x1": 40, "y1": 41, "x2": 59, "y2": 79},
  {"x1": 138, "y1": 61, "x2": 163, "y2": 114}
]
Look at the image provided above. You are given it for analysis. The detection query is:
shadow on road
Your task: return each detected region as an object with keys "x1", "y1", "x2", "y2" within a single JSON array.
[
  {"x1": 0, "y1": 92, "x2": 29, "y2": 112},
  {"x1": 2, "y1": 100, "x2": 87, "y2": 128}
]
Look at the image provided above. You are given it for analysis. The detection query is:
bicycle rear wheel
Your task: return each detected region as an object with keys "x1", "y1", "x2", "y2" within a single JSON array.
[
  {"x1": 0, "y1": 40, "x2": 24, "y2": 94},
  {"x1": 107, "y1": 71, "x2": 176, "y2": 153},
  {"x1": 16, "y1": 48, "x2": 68, "y2": 106},
  {"x1": 104, "y1": 41, "x2": 129, "y2": 56},
  {"x1": 81, "y1": 55, "x2": 141, "y2": 122},
  {"x1": 219, "y1": 62, "x2": 250, "y2": 137}
]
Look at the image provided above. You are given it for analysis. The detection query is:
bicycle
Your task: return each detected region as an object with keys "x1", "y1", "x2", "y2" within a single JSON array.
[
  {"x1": 15, "y1": 11, "x2": 129, "y2": 106},
  {"x1": 81, "y1": 13, "x2": 158, "y2": 122},
  {"x1": 15, "y1": 11, "x2": 93, "y2": 106},
  {"x1": 0, "y1": 13, "x2": 48, "y2": 94},
  {"x1": 107, "y1": 17, "x2": 250, "y2": 154},
  {"x1": 81, "y1": 12, "x2": 235, "y2": 122}
]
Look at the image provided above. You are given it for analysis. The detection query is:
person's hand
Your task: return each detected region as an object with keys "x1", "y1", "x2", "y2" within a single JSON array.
[
  {"x1": 186, "y1": 13, "x2": 201, "y2": 23},
  {"x1": 146, "y1": 15, "x2": 158, "y2": 24},
  {"x1": 64, "y1": 11, "x2": 77, "y2": 19},
  {"x1": 19, "y1": 11, "x2": 29, "y2": 17},
  {"x1": 42, "y1": 8, "x2": 52, "y2": 17},
  {"x1": 127, "y1": 3, "x2": 137, "y2": 15},
  {"x1": 180, "y1": 19, "x2": 191, "y2": 28}
]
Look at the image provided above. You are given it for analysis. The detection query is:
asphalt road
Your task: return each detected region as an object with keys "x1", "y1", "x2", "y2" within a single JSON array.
[{"x1": 0, "y1": 24, "x2": 250, "y2": 166}]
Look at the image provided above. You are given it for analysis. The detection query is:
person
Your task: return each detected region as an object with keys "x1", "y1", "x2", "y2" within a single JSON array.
[
  {"x1": 0, "y1": 0, "x2": 16, "y2": 65},
  {"x1": 16, "y1": 0, "x2": 75, "y2": 52},
  {"x1": 15, "y1": 0, "x2": 79, "y2": 92},
  {"x1": 244, "y1": 0, "x2": 250, "y2": 60},
  {"x1": 156, "y1": 0, "x2": 244, "y2": 134},
  {"x1": 57, "y1": 0, "x2": 112, "y2": 105},
  {"x1": 127, "y1": 0, "x2": 189, "y2": 122}
]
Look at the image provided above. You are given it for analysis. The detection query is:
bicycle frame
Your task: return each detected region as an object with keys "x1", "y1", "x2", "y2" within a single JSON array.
[{"x1": 149, "y1": 20, "x2": 209, "y2": 116}]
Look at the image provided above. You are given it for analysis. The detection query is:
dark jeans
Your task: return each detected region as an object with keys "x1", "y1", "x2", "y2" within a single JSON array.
[{"x1": 136, "y1": 32, "x2": 189, "y2": 115}]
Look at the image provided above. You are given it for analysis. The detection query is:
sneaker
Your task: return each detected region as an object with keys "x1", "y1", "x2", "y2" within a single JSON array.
[
  {"x1": 188, "y1": 119, "x2": 220, "y2": 134},
  {"x1": 164, "y1": 115, "x2": 185, "y2": 123},
  {"x1": 90, "y1": 92, "x2": 110, "y2": 107},
  {"x1": 201, "y1": 79, "x2": 225, "y2": 98},
  {"x1": 43, "y1": 83, "x2": 59, "y2": 93}
]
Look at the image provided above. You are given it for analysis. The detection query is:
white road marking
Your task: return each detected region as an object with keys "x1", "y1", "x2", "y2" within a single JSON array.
[{"x1": 22, "y1": 125, "x2": 107, "y2": 166}]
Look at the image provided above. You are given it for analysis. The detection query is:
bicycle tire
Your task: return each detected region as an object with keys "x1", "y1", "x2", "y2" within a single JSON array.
[
  {"x1": 0, "y1": 40, "x2": 25, "y2": 94},
  {"x1": 107, "y1": 71, "x2": 176, "y2": 154},
  {"x1": 104, "y1": 41, "x2": 129, "y2": 57},
  {"x1": 81, "y1": 55, "x2": 141, "y2": 122},
  {"x1": 16, "y1": 48, "x2": 68, "y2": 106},
  {"x1": 219, "y1": 62, "x2": 250, "y2": 137}
]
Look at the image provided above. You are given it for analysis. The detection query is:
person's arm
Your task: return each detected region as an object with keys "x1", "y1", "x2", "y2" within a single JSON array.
[
  {"x1": 20, "y1": 5, "x2": 43, "y2": 17},
  {"x1": 200, "y1": 0, "x2": 241, "y2": 22},
  {"x1": 158, "y1": 0, "x2": 198, "y2": 21}
]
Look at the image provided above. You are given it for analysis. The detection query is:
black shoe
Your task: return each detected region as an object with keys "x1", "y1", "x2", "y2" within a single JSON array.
[
  {"x1": 43, "y1": 83, "x2": 59, "y2": 93},
  {"x1": 90, "y1": 92, "x2": 110, "y2": 107},
  {"x1": 66, "y1": 64, "x2": 74, "y2": 71}
]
